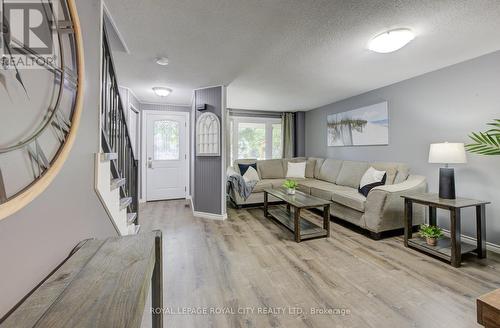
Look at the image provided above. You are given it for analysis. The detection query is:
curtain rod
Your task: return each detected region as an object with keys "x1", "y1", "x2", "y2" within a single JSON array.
[{"x1": 228, "y1": 108, "x2": 286, "y2": 118}]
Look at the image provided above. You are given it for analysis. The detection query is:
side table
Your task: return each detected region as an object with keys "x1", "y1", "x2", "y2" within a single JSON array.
[{"x1": 401, "y1": 193, "x2": 489, "y2": 267}]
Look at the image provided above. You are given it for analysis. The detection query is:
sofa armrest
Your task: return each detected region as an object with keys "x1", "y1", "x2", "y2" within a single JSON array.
[
  {"x1": 364, "y1": 175, "x2": 427, "y2": 232},
  {"x1": 372, "y1": 175, "x2": 427, "y2": 193}
]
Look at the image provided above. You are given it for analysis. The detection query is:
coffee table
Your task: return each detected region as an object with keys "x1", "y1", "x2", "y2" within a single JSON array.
[{"x1": 263, "y1": 188, "x2": 332, "y2": 242}]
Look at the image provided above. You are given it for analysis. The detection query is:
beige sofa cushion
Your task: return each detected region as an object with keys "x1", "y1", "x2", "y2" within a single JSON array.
[
  {"x1": 318, "y1": 159, "x2": 343, "y2": 183},
  {"x1": 309, "y1": 157, "x2": 325, "y2": 178},
  {"x1": 267, "y1": 179, "x2": 287, "y2": 188},
  {"x1": 336, "y1": 161, "x2": 369, "y2": 188},
  {"x1": 305, "y1": 160, "x2": 315, "y2": 178},
  {"x1": 284, "y1": 158, "x2": 315, "y2": 178},
  {"x1": 257, "y1": 159, "x2": 284, "y2": 179},
  {"x1": 296, "y1": 179, "x2": 320, "y2": 194},
  {"x1": 394, "y1": 165, "x2": 410, "y2": 183},
  {"x1": 370, "y1": 162, "x2": 409, "y2": 185},
  {"x1": 369, "y1": 162, "x2": 398, "y2": 185},
  {"x1": 332, "y1": 189, "x2": 367, "y2": 212},
  {"x1": 253, "y1": 180, "x2": 273, "y2": 192},
  {"x1": 307, "y1": 181, "x2": 352, "y2": 200}
]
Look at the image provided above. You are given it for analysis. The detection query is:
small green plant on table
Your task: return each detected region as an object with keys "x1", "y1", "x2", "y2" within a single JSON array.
[
  {"x1": 283, "y1": 179, "x2": 298, "y2": 195},
  {"x1": 419, "y1": 224, "x2": 444, "y2": 246}
]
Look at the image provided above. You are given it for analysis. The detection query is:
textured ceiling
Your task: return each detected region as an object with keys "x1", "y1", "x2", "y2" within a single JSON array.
[{"x1": 104, "y1": 0, "x2": 500, "y2": 110}]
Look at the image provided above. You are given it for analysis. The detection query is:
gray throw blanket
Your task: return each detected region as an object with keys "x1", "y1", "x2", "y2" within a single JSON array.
[{"x1": 227, "y1": 174, "x2": 257, "y2": 200}]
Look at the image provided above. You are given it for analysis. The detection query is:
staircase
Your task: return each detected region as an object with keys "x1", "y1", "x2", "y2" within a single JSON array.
[{"x1": 95, "y1": 24, "x2": 139, "y2": 235}]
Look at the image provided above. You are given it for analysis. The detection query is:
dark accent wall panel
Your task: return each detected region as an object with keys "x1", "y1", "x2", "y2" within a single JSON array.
[
  {"x1": 193, "y1": 86, "x2": 223, "y2": 214},
  {"x1": 294, "y1": 111, "x2": 306, "y2": 157}
]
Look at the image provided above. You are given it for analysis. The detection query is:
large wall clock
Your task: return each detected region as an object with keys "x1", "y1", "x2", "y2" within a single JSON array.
[{"x1": 0, "y1": 0, "x2": 84, "y2": 220}]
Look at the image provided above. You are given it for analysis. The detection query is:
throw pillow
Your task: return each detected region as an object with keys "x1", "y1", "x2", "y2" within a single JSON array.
[
  {"x1": 358, "y1": 167, "x2": 387, "y2": 197},
  {"x1": 286, "y1": 162, "x2": 306, "y2": 179},
  {"x1": 243, "y1": 166, "x2": 260, "y2": 183},
  {"x1": 238, "y1": 163, "x2": 257, "y2": 176}
]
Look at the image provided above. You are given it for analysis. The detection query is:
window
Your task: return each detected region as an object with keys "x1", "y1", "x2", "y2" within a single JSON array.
[
  {"x1": 154, "y1": 120, "x2": 180, "y2": 160},
  {"x1": 230, "y1": 117, "x2": 282, "y2": 162}
]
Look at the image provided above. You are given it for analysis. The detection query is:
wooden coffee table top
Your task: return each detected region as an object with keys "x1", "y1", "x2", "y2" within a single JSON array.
[{"x1": 264, "y1": 187, "x2": 331, "y2": 208}]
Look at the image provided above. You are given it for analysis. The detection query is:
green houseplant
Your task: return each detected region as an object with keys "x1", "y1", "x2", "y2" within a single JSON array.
[
  {"x1": 283, "y1": 179, "x2": 298, "y2": 195},
  {"x1": 466, "y1": 119, "x2": 500, "y2": 155},
  {"x1": 419, "y1": 224, "x2": 444, "y2": 246}
]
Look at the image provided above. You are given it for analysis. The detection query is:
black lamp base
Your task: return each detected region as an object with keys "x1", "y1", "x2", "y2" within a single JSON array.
[{"x1": 439, "y1": 167, "x2": 456, "y2": 199}]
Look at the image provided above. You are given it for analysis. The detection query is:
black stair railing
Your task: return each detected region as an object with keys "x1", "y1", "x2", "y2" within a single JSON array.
[{"x1": 101, "y1": 24, "x2": 139, "y2": 226}]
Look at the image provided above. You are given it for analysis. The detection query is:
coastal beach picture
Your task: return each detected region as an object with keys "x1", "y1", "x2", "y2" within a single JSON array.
[{"x1": 327, "y1": 102, "x2": 389, "y2": 146}]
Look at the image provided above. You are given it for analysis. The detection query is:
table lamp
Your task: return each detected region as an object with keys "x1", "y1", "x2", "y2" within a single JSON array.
[{"x1": 428, "y1": 142, "x2": 467, "y2": 199}]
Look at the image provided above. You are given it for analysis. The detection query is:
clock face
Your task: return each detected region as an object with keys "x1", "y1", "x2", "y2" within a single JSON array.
[{"x1": 0, "y1": 0, "x2": 82, "y2": 218}]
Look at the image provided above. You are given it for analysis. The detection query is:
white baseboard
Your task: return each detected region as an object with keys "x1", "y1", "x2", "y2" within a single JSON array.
[
  {"x1": 441, "y1": 229, "x2": 500, "y2": 254},
  {"x1": 192, "y1": 211, "x2": 228, "y2": 220},
  {"x1": 188, "y1": 195, "x2": 227, "y2": 220}
]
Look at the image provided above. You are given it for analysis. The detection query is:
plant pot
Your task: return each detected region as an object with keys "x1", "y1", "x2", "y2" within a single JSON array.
[
  {"x1": 426, "y1": 237, "x2": 437, "y2": 246},
  {"x1": 287, "y1": 188, "x2": 296, "y2": 195}
]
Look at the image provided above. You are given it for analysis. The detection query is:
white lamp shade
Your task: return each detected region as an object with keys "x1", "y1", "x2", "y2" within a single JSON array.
[{"x1": 428, "y1": 142, "x2": 467, "y2": 164}]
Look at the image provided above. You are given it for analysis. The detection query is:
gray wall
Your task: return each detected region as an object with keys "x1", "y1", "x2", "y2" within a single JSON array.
[
  {"x1": 0, "y1": 0, "x2": 116, "y2": 317},
  {"x1": 129, "y1": 92, "x2": 141, "y2": 110},
  {"x1": 305, "y1": 50, "x2": 500, "y2": 246},
  {"x1": 193, "y1": 87, "x2": 223, "y2": 215}
]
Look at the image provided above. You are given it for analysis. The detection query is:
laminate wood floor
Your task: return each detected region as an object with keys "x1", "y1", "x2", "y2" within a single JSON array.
[{"x1": 140, "y1": 200, "x2": 500, "y2": 328}]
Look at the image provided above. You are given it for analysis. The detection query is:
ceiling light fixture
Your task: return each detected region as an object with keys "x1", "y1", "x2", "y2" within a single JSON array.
[
  {"x1": 368, "y1": 28, "x2": 415, "y2": 53},
  {"x1": 156, "y1": 57, "x2": 169, "y2": 66},
  {"x1": 153, "y1": 87, "x2": 172, "y2": 97}
]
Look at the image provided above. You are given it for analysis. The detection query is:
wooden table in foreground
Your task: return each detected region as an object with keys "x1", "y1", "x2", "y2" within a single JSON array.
[
  {"x1": 264, "y1": 188, "x2": 332, "y2": 242},
  {"x1": 401, "y1": 193, "x2": 489, "y2": 267},
  {"x1": 478, "y1": 288, "x2": 500, "y2": 328},
  {"x1": 1, "y1": 231, "x2": 163, "y2": 328}
]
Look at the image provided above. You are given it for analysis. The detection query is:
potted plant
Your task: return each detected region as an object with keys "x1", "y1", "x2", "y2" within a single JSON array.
[
  {"x1": 283, "y1": 179, "x2": 298, "y2": 195},
  {"x1": 419, "y1": 224, "x2": 444, "y2": 246}
]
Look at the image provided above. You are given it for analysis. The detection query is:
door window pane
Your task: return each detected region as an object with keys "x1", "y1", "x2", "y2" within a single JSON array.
[
  {"x1": 154, "y1": 120, "x2": 179, "y2": 160},
  {"x1": 272, "y1": 123, "x2": 282, "y2": 159},
  {"x1": 238, "y1": 122, "x2": 266, "y2": 159}
]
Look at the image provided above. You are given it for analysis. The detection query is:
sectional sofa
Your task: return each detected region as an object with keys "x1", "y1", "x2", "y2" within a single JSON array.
[{"x1": 228, "y1": 157, "x2": 427, "y2": 238}]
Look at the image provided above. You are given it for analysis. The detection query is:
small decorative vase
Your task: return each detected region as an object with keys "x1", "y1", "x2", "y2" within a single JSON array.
[
  {"x1": 287, "y1": 188, "x2": 296, "y2": 195},
  {"x1": 426, "y1": 237, "x2": 437, "y2": 246}
]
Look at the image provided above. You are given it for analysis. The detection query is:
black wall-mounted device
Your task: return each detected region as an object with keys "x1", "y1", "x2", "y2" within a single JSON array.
[{"x1": 196, "y1": 103, "x2": 207, "y2": 111}]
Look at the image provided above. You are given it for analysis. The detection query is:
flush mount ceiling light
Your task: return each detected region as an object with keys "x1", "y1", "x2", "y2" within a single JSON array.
[
  {"x1": 368, "y1": 28, "x2": 415, "y2": 53},
  {"x1": 155, "y1": 57, "x2": 169, "y2": 66},
  {"x1": 152, "y1": 87, "x2": 172, "y2": 97}
]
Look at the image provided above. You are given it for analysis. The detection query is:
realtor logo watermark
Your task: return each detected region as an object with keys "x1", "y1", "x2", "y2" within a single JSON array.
[{"x1": 1, "y1": 0, "x2": 58, "y2": 69}]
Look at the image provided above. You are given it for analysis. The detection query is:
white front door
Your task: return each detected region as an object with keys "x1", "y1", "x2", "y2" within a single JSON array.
[{"x1": 146, "y1": 112, "x2": 188, "y2": 201}]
